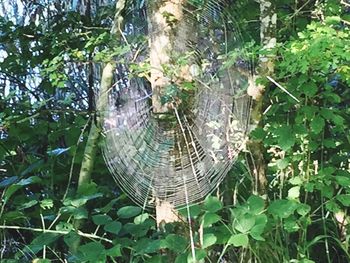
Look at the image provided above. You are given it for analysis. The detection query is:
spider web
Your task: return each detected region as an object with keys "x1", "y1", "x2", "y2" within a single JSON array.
[{"x1": 100, "y1": 0, "x2": 253, "y2": 210}]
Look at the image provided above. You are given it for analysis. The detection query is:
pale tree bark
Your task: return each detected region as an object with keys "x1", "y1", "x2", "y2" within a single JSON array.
[
  {"x1": 148, "y1": 0, "x2": 193, "y2": 114},
  {"x1": 248, "y1": 0, "x2": 276, "y2": 195},
  {"x1": 77, "y1": 63, "x2": 115, "y2": 192},
  {"x1": 147, "y1": 0, "x2": 194, "y2": 224}
]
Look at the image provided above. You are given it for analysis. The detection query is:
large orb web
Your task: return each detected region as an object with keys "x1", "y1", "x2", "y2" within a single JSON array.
[{"x1": 101, "y1": 1, "x2": 252, "y2": 209}]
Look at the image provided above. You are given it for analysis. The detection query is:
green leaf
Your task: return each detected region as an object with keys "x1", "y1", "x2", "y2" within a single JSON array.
[
  {"x1": 106, "y1": 244, "x2": 122, "y2": 257},
  {"x1": 92, "y1": 214, "x2": 112, "y2": 225},
  {"x1": 268, "y1": 200, "x2": 298, "y2": 218},
  {"x1": 104, "y1": 221, "x2": 122, "y2": 234},
  {"x1": 178, "y1": 204, "x2": 201, "y2": 218},
  {"x1": 288, "y1": 186, "x2": 300, "y2": 199},
  {"x1": 26, "y1": 233, "x2": 60, "y2": 254},
  {"x1": 336, "y1": 195, "x2": 350, "y2": 206},
  {"x1": 175, "y1": 254, "x2": 188, "y2": 263},
  {"x1": 4, "y1": 176, "x2": 42, "y2": 202},
  {"x1": 203, "y1": 196, "x2": 223, "y2": 213},
  {"x1": 228, "y1": 233, "x2": 249, "y2": 247},
  {"x1": 203, "y1": 212, "x2": 221, "y2": 227},
  {"x1": 302, "y1": 82, "x2": 318, "y2": 97},
  {"x1": 284, "y1": 216, "x2": 300, "y2": 233},
  {"x1": 64, "y1": 232, "x2": 80, "y2": 248},
  {"x1": 56, "y1": 222, "x2": 73, "y2": 232},
  {"x1": 19, "y1": 200, "x2": 38, "y2": 210},
  {"x1": 78, "y1": 242, "x2": 106, "y2": 262},
  {"x1": 247, "y1": 195, "x2": 265, "y2": 215},
  {"x1": 326, "y1": 200, "x2": 341, "y2": 212},
  {"x1": 297, "y1": 204, "x2": 311, "y2": 216},
  {"x1": 117, "y1": 206, "x2": 142, "y2": 218},
  {"x1": 250, "y1": 223, "x2": 266, "y2": 241},
  {"x1": 165, "y1": 234, "x2": 187, "y2": 253},
  {"x1": 234, "y1": 214, "x2": 256, "y2": 233},
  {"x1": 276, "y1": 159, "x2": 289, "y2": 169},
  {"x1": 335, "y1": 176, "x2": 350, "y2": 187},
  {"x1": 40, "y1": 199, "x2": 54, "y2": 210},
  {"x1": 202, "y1": 233, "x2": 217, "y2": 248},
  {"x1": 310, "y1": 116, "x2": 325, "y2": 134},
  {"x1": 276, "y1": 126, "x2": 295, "y2": 151},
  {"x1": 73, "y1": 207, "x2": 88, "y2": 219},
  {"x1": 134, "y1": 213, "x2": 149, "y2": 224}
]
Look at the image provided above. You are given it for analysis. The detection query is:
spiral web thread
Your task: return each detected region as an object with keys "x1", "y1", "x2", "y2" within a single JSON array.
[{"x1": 100, "y1": 0, "x2": 252, "y2": 209}]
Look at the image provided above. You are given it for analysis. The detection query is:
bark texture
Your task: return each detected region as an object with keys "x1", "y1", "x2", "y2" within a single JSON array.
[
  {"x1": 147, "y1": 0, "x2": 195, "y2": 224},
  {"x1": 77, "y1": 63, "x2": 115, "y2": 191},
  {"x1": 248, "y1": 0, "x2": 276, "y2": 195},
  {"x1": 147, "y1": 0, "x2": 192, "y2": 114}
]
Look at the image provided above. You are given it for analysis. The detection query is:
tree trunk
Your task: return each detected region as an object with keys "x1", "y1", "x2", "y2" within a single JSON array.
[
  {"x1": 147, "y1": 0, "x2": 192, "y2": 114},
  {"x1": 248, "y1": 0, "x2": 276, "y2": 195},
  {"x1": 147, "y1": 0, "x2": 194, "y2": 224},
  {"x1": 77, "y1": 63, "x2": 115, "y2": 192}
]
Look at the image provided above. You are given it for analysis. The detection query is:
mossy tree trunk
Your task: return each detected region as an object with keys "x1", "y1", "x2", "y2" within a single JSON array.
[{"x1": 248, "y1": 0, "x2": 276, "y2": 195}]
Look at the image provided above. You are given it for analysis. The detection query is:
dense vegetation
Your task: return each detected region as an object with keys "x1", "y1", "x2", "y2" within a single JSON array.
[{"x1": 0, "y1": 0, "x2": 349, "y2": 262}]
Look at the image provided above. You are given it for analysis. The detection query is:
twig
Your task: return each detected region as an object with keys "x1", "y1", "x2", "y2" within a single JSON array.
[
  {"x1": 341, "y1": 0, "x2": 350, "y2": 7},
  {"x1": 0, "y1": 225, "x2": 113, "y2": 244},
  {"x1": 267, "y1": 76, "x2": 300, "y2": 103}
]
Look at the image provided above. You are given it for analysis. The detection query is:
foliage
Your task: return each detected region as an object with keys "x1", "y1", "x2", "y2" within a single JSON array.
[{"x1": 1, "y1": 0, "x2": 350, "y2": 262}]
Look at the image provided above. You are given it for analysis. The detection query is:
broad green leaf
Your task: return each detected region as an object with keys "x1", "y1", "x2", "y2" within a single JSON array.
[
  {"x1": 78, "y1": 242, "x2": 106, "y2": 262},
  {"x1": 117, "y1": 206, "x2": 142, "y2": 218},
  {"x1": 4, "y1": 176, "x2": 42, "y2": 202},
  {"x1": 134, "y1": 213, "x2": 149, "y2": 224},
  {"x1": 336, "y1": 195, "x2": 350, "y2": 206},
  {"x1": 73, "y1": 207, "x2": 88, "y2": 219},
  {"x1": 104, "y1": 221, "x2": 122, "y2": 234},
  {"x1": 204, "y1": 196, "x2": 223, "y2": 213},
  {"x1": 288, "y1": 186, "x2": 300, "y2": 199},
  {"x1": 144, "y1": 240, "x2": 162, "y2": 253},
  {"x1": 310, "y1": 116, "x2": 325, "y2": 134},
  {"x1": 202, "y1": 233, "x2": 217, "y2": 248},
  {"x1": 26, "y1": 233, "x2": 60, "y2": 254},
  {"x1": 250, "y1": 224, "x2": 266, "y2": 241},
  {"x1": 247, "y1": 195, "x2": 265, "y2": 215},
  {"x1": 284, "y1": 216, "x2": 300, "y2": 233},
  {"x1": 276, "y1": 126, "x2": 295, "y2": 151},
  {"x1": 325, "y1": 200, "x2": 340, "y2": 213},
  {"x1": 165, "y1": 234, "x2": 187, "y2": 253},
  {"x1": 64, "y1": 232, "x2": 80, "y2": 248},
  {"x1": 335, "y1": 176, "x2": 350, "y2": 187},
  {"x1": 268, "y1": 200, "x2": 298, "y2": 218},
  {"x1": 178, "y1": 204, "x2": 201, "y2": 218},
  {"x1": 106, "y1": 244, "x2": 121, "y2": 257},
  {"x1": 297, "y1": 204, "x2": 311, "y2": 216},
  {"x1": 302, "y1": 82, "x2": 318, "y2": 97},
  {"x1": 203, "y1": 212, "x2": 221, "y2": 227},
  {"x1": 228, "y1": 233, "x2": 249, "y2": 247},
  {"x1": 276, "y1": 159, "x2": 289, "y2": 169},
  {"x1": 19, "y1": 200, "x2": 38, "y2": 210},
  {"x1": 92, "y1": 214, "x2": 112, "y2": 225},
  {"x1": 234, "y1": 214, "x2": 255, "y2": 233},
  {"x1": 175, "y1": 254, "x2": 188, "y2": 263}
]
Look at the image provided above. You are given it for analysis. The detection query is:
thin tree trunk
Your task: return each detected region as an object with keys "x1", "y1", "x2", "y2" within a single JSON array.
[
  {"x1": 77, "y1": 63, "x2": 115, "y2": 192},
  {"x1": 248, "y1": 0, "x2": 276, "y2": 195},
  {"x1": 71, "y1": 63, "x2": 114, "y2": 253}
]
